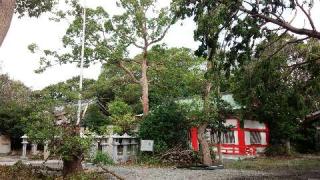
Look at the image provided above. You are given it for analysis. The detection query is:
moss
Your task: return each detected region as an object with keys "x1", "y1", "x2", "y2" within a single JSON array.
[{"x1": 225, "y1": 157, "x2": 320, "y2": 172}]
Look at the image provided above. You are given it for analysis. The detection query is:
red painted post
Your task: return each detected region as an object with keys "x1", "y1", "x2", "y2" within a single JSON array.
[
  {"x1": 190, "y1": 127, "x2": 199, "y2": 151},
  {"x1": 237, "y1": 120, "x2": 246, "y2": 155}
]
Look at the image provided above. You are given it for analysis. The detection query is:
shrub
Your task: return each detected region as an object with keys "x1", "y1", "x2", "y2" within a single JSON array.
[
  {"x1": 92, "y1": 151, "x2": 114, "y2": 165},
  {"x1": 265, "y1": 144, "x2": 294, "y2": 156},
  {"x1": 139, "y1": 102, "x2": 190, "y2": 153}
]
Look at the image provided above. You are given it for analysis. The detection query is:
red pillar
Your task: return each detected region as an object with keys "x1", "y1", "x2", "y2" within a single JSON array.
[
  {"x1": 190, "y1": 127, "x2": 199, "y2": 151},
  {"x1": 237, "y1": 120, "x2": 246, "y2": 155}
]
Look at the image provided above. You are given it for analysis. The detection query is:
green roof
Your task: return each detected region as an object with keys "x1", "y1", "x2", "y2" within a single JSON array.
[{"x1": 177, "y1": 94, "x2": 241, "y2": 110}]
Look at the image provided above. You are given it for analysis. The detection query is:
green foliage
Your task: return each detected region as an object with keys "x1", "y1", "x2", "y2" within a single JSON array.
[
  {"x1": 108, "y1": 99, "x2": 136, "y2": 134},
  {"x1": 15, "y1": 0, "x2": 58, "y2": 18},
  {"x1": 24, "y1": 110, "x2": 56, "y2": 143},
  {"x1": 31, "y1": 0, "x2": 175, "y2": 73},
  {"x1": 0, "y1": 74, "x2": 32, "y2": 147},
  {"x1": 139, "y1": 102, "x2": 190, "y2": 153},
  {"x1": 40, "y1": 77, "x2": 96, "y2": 103},
  {"x1": 148, "y1": 46, "x2": 205, "y2": 105},
  {"x1": 83, "y1": 104, "x2": 110, "y2": 134},
  {"x1": 265, "y1": 145, "x2": 293, "y2": 157},
  {"x1": 232, "y1": 37, "x2": 320, "y2": 147},
  {"x1": 55, "y1": 127, "x2": 92, "y2": 162},
  {"x1": 92, "y1": 151, "x2": 114, "y2": 165}
]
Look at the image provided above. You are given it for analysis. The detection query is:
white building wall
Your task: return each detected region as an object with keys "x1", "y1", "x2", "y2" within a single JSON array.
[
  {"x1": 244, "y1": 120, "x2": 265, "y2": 129},
  {"x1": 234, "y1": 130, "x2": 239, "y2": 145},
  {"x1": 260, "y1": 132, "x2": 267, "y2": 145},
  {"x1": 225, "y1": 119, "x2": 238, "y2": 128},
  {"x1": 245, "y1": 131, "x2": 251, "y2": 145}
]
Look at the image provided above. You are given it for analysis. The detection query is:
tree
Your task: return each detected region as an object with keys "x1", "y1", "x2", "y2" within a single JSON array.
[
  {"x1": 94, "y1": 46, "x2": 205, "y2": 117},
  {"x1": 0, "y1": 74, "x2": 31, "y2": 147},
  {"x1": 31, "y1": 0, "x2": 175, "y2": 116},
  {"x1": 173, "y1": 0, "x2": 320, "y2": 71},
  {"x1": 40, "y1": 76, "x2": 96, "y2": 103},
  {"x1": 172, "y1": 0, "x2": 229, "y2": 166},
  {"x1": 26, "y1": 80, "x2": 93, "y2": 176},
  {"x1": 147, "y1": 46, "x2": 205, "y2": 106},
  {"x1": 0, "y1": 0, "x2": 15, "y2": 46},
  {"x1": 0, "y1": 0, "x2": 58, "y2": 46},
  {"x1": 232, "y1": 35, "x2": 320, "y2": 153},
  {"x1": 139, "y1": 101, "x2": 190, "y2": 153},
  {"x1": 83, "y1": 104, "x2": 111, "y2": 135},
  {"x1": 108, "y1": 99, "x2": 136, "y2": 134}
]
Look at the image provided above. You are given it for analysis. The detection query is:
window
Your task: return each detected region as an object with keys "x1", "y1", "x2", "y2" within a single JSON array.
[
  {"x1": 250, "y1": 131, "x2": 261, "y2": 144},
  {"x1": 222, "y1": 131, "x2": 235, "y2": 144}
]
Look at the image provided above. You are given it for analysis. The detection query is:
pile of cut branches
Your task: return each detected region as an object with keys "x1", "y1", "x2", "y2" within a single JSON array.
[{"x1": 160, "y1": 145, "x2": 199, "y2": 166}]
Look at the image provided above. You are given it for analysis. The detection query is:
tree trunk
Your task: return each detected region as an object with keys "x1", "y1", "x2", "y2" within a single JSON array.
[
  {"x1": 62, "y1": 155, "x2": 83, "y2": 177},
  {"x1": 198, "y1": 59, "x2": 214, "y2": 166},
  {"x1": 141, "y1": 52, "x2": 149, "y2": 116},
  {"x1": 285, "y1": 139, "x2": 291, "y2": 155},
  {"x1": 217, "y1": 131, "x2": 223, "y2": 163},
  {"x1": 0, "y1": 0, "x2": 15, "y2": 47},
  {"x1": 198, "y1": 123, "x2": 212, "y2": 166}
]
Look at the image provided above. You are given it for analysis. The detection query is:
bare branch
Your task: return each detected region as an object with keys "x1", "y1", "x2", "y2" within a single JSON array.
[
  {"x1": 133, "y1": 41, "x2": 144, "y2": 49},
  {"x1": 266, "y1": 36, "x2": 310, "y2": 60},
  {"x1": 287, "y1": 56, "x2": 320, "y2": 68},
  {"x1": 239, "y1": 6, "x2": 320, "y2": 39},
  {"x1": 118, "y1": 61, "x2": 140, "y2": 84},
  {"x1": 149, "y1": 24, "x2": 171, "y2": 45},
  {"x1": 295, "y1": 0, "x2": 316, "y2": 31}
]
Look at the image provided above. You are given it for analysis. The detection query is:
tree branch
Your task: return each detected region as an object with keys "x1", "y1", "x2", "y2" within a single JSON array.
[
  {"x1": 239, "y1": 6, "x2": 320, "y2": 39},
  {"x1": 117, "y1": 61, "x2": 140, "y2": 84},
  {"x1": 295, "y1": 0, "x2": 316, "y2": 31},
  {"x1": 133, "y1": 41, "x2": 144, "y2": 49},
  {"x1": 149, "y1": 24, "x2": 171, "y2": 45},
  {"x1": 266, "y1": 36, "x2": 310, "y2": 60}
]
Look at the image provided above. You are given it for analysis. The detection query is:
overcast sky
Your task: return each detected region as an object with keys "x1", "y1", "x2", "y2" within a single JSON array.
[
  {"x1": 0, "y1": 0, "x2": 319, "y2": 90},
  {"x1": 0, "y1": 0, "x2": 198, "y2": 90}
]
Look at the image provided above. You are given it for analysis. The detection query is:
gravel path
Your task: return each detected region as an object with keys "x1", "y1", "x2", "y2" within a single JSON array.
[
  {"x1": 103, "y1": 166, "x2": 320, "y2": 180},
  {"x1": 105, "y1": 166, "x2": 274, "y2": 180},
  {"x1": 1, "y1": 157, "x2": 319, "y2": 179}
]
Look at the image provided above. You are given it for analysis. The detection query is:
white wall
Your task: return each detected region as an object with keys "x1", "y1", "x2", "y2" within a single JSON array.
[
  {"x1": 244, "y1": 120, "x2": 266, "y2": 129},
  {"x1": 225, "y1": 119, "x2": 238, "y2": 128}
]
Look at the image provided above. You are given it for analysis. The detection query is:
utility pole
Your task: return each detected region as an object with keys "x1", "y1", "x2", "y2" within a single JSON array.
[{"x1": 76, "y1": 0, "x2": 86, "y2": 126}]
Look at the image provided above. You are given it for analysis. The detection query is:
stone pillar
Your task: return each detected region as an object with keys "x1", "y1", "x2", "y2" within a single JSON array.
[
  {"x1": 112, "y1": 138, "x2": 120, "y2": 162},
  {"x1": 21, "y1": 135, "x2": 28, "y2": 159},
  {"x1": 31, "y1": 143, "x2": 38, "y2": 155},
  {"x1": 131, "y1": 138, "x2": 138, "y2": 155},
  {"x1": 43, "y1": 141, "x2": 50, "y2": 160},
  {"x1": 90, "y1": 136, "x2": 100, "y2": 158},
  {"x1": 100, "y1": 138, "x2": 109, "y2": 154},
  {"x1": 106, "y1": 136, "x2": 113, "y2": 157},
  {"x1": 122, "y1": 138, "x2": 129, "y2": 162}
]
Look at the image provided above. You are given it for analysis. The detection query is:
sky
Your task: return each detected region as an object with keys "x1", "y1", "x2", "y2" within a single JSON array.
[
  {"x1": 0, "y1": 0, "x2": 319, "y2": 90},
  {"x1": 0, "y1": 0, "x2": 198, "y2": 90}
]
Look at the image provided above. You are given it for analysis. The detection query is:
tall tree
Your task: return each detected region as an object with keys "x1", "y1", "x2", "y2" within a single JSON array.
[
  {"x1": 31, "y1": 0, "x2": 175, "y2": 116},
  {"x1": 0, "y1": 74, "x2": 31, "y2": 147},
  {"x1": 173, "y1": 0, "x2": 320, "y2": 70},
  {"x1": 232, "y1": 35, "x2": 320, "y2": 152},
  {"x1": 172, "y1": 0, "x2": 229, "y2": 166},
  {"x1": 0, "y1": 0, "x2": 15, "y2": 46},
  {"x1": 94, "y1": 46, "x2": 205, "y2": 115}
]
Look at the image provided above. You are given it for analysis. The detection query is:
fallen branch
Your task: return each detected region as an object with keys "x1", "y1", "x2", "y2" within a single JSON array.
[{"x1": 99, "y1": 165, "x2": 125, "y2": 180}]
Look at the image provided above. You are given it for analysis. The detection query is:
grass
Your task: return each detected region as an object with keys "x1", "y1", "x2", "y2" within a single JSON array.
[
  {"x1": 225, "y1": 156, "x2": 320, "y2": 172},
  {"x1": 0, "y1": 161, "x2": 108, "y2": 180}
]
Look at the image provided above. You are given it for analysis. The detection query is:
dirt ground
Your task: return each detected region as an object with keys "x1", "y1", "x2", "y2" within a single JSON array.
[{"x1": 0, "y1": 155, "x2": 319, "y2": 179}]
